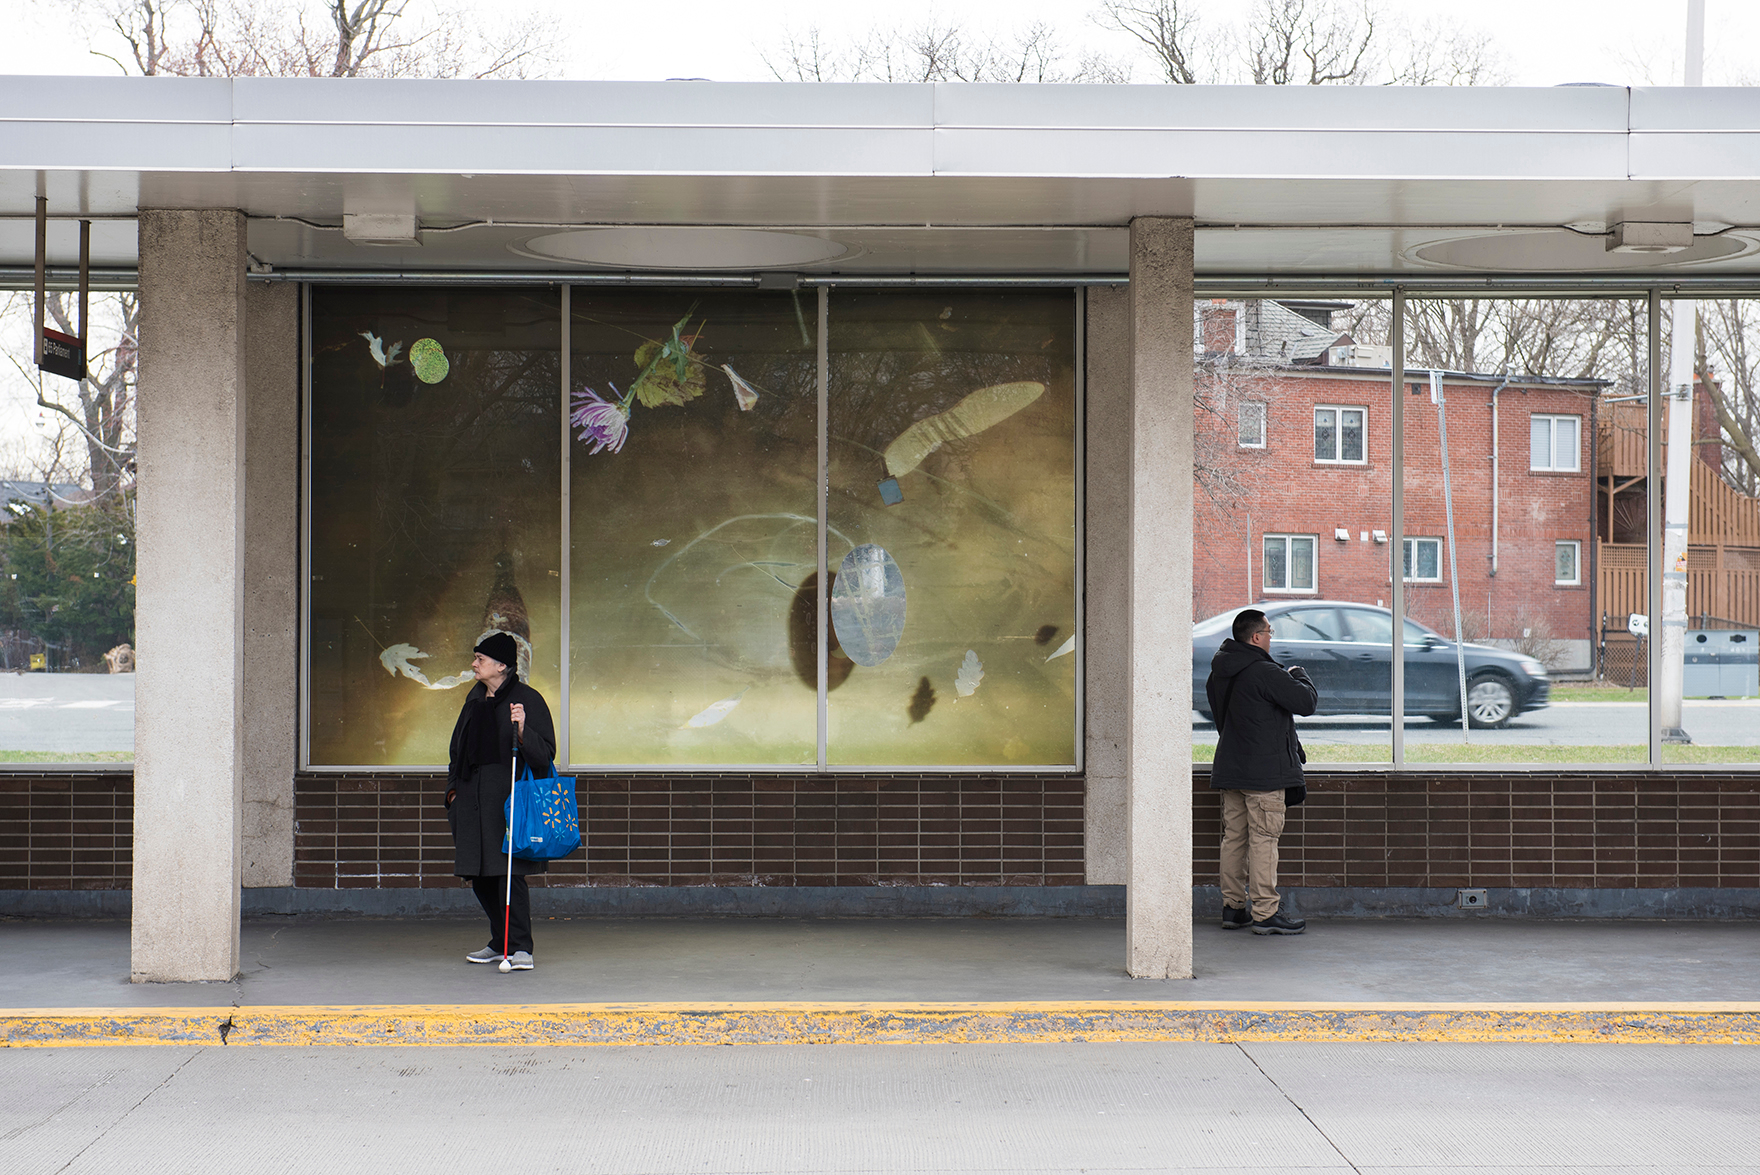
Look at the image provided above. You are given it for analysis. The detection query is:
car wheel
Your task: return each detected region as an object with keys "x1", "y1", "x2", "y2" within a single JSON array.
[{"x1": 1466, "y1": 673, "x2": 1516, "y2": 729}]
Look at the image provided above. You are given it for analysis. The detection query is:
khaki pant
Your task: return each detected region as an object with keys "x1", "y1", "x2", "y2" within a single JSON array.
[{"x1": 1219, "y1": 788, "x2": 1286, "y2": 922}]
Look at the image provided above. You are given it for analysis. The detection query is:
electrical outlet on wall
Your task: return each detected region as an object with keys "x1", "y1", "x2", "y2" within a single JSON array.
[{"x1": 1457, "y1": 888, "x2": 1489, "y2": 910}]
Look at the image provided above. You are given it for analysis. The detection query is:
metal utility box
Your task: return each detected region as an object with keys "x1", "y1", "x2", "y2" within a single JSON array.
[{"x1": 1683, "y1": 630, "x2": 1760, "y2": 698}]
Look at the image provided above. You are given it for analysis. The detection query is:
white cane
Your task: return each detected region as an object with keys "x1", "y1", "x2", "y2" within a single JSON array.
[{"x1": 497, "y1": 719, "x2": 521, "y2": 974}]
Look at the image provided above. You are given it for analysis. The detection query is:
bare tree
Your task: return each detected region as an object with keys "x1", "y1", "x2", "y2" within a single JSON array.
[
  {"x1": 1247, "y1": 0, "x2": 1376, "y2": 86},
  {"x1": 1097, "y1": 0, "x2": 1505, "y2": 86},
  {"x1": 1697, "y1": 301, "x2": 1760, "y2": 495},
  {"x1": 86, "y1": 0, "x2": 552, "y2": 79},
  {"x1": 1096, "y1": 0, "x2": 1210, "y2": 83},
  {"x1": 765, "y1": 20, "x2": 1127, "y2": 84}
]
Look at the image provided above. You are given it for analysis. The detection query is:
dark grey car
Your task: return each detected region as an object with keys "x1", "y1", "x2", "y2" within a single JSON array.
[{"x1": 1192, "y1": 601, "x2": 1551, "y2": 729}]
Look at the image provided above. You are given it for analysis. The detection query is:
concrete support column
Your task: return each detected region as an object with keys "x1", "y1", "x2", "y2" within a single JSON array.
[
  {"x1": 131, "y1": 210, "x2": 248, "y2": 982},
  {"x1": 242, "y1": 281, "x2": 300, "y2": 887},
  {"x1": 1124, "y1": 218, "x2": 1195, "y2": 980},
  {"x1": 1084, "y1": 286, "x2": 1130, "y2": 885}
]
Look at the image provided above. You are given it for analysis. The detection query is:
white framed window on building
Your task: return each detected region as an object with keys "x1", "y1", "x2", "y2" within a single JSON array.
[
  {"x1": 1314, "y1": 405, "x2": 1366, "y2": 463},
  {"x1": 1402, "y1": 536, "x2": 1443, "y2": 582},
  {"x1": 1530, "y1": 413, "x2": 1581, "y2": 472},
  {"x1": 1238, "y1": 400, "x2": 1267, "y2": 447},
  {"x1": 1263, "y1": 534, "x2": 1317, "y2": 592},
  {"x1": 1555, "y1": 540, "x2": 1582, "y2": 586}
]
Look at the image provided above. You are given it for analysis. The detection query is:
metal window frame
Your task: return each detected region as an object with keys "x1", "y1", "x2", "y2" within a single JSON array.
[{"x1": 297, "y1": 281, "x2": 1087, "y2": 775}]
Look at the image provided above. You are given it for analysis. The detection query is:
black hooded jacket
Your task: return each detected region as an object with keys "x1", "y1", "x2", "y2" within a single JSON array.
[{"x1": 1206, "y1": 638, "x2": 1318, "y2": 791}]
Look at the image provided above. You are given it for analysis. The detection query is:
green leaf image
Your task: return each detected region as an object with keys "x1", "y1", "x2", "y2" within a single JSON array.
[
  {"x1": 409, "y1": 338, "x2": 449, "y2": 384},
  {"x1": 630, "y1": 315, "x2": 707, "y2": 408}
]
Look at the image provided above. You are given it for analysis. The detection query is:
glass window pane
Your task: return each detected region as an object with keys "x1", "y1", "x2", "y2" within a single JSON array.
[
  {"x1": 1341, "y1": 409, "x2": 1364, "y2": 461},
  {"x1": 1314, "y1": 408, "x2": 1335, "y2": 460},
  {"x1": 824, "y1": 291, "x2": 1077, "y2": 767},
  {"x1": 1556, "y1": 416, "x2": 1579, "y2": 471},
  {"x1": 1263, "y1": 536, "x2": 1287, "y2": 589},
  {"x1": 568, "y1": 291, "x2": 818, "y2": 766},
  {"x1": 1417, "y1": 540, "x2": 1439, "y2": 580},
  {"x1": 308, "y1": 288, "x2": 562, "y2": 766},
  {"x1": 1272, "y1": 607, "x2": 1338, "y2": 641},
  {"x1": 1530, "y1": 416, "x2": 1552, "y2": 469},
  {"x1": 1556, "y1": 541, "x2": 1578, "y2": 583},
  {"x1": 1239, "y1": 401, "x2": 1265, "y2": 446},
  {"x1": 1291, "y1": 536, "x2": 1315, "y2": 589}
]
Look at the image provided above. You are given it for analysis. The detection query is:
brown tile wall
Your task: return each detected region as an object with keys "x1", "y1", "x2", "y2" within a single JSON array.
[
  {"x1": 1195, "y1": 772, "x2": 1760, "y2": 889},
  {"x1": 292, "y1": 773, "x2": 1088, "y2": 889},
  {"x1": 4, "y1": 770, "x2": 1758, "y2": 892},
  {"x1": 0, "y1": 773, "x2": 132, "y2": 890}
]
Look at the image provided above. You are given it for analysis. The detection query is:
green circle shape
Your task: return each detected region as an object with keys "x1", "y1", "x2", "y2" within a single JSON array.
[{"x1": 410, "y1": 338, "x2": 449, "y2": 384}]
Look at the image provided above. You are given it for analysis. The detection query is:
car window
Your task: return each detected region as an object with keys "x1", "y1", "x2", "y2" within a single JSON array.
[
  {"x1": 1269, "y1": 608, "x2": 1340, "y2": 642},
  {"x1": 1339, "y1": 608, "x2": 1391, "y2": 643},
  {"x1": 1338, "y1": 608, "x2": 1439, "y2": 645}
]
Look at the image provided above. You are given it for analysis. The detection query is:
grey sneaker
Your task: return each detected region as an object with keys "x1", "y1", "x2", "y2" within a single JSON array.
[
  {"x1": 507, "y1": 951, "x2": 534, "y2": 971},
  {"x1": 465, "y1": 947, "x2": 503, "y2": 964}
]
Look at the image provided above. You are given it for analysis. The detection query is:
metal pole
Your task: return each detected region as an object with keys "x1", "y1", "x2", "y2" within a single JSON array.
[
  {"x1": 558, "y1": 284, "x2": 571, "y2": 768},
  {"x1": 1433, "y1": 370, "x2": 1470, "y2": 741},
  {"x1": 1391, "y1": 288, "x2": 1406, "y2": 766},
  {"x1": 1647, "y1": 289, "x2": 1663, "y2": 766},
  {"x1": 33, "y1": 197, "x2": 45, "y2": 366},
  {"x1": 77, "y1": 220, "x2": 90, "y2": 379},
  {"x1": 816, "y1": 286, "x2": 829, "y2": 771}
]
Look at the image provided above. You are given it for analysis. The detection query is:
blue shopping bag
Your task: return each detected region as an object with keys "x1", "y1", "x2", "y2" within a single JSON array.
[{"x1": 503, "y1": 761, "x2": 582, "y2": 861}]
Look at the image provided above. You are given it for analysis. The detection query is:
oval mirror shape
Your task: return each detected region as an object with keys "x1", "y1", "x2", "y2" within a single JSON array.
[{"x1": 830, "y1": 544, "x2": 906, "y2": 667}]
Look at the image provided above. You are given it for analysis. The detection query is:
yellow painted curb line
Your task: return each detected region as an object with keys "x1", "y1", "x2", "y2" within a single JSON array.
[{"x1": 4, "y1": 1001, "x2": 1759, "y2": 1047}]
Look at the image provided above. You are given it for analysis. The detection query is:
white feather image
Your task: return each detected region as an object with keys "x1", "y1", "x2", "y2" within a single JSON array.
[
  {"x1": 684, "y1": 689, "x2": 748, "y2": 728},
  {"x1": 378, "y1": 643, "x2": 473, "y2": 690},
  {"x1": 954, "y1": 650, "x2": 985, "y2": 697},
  {"x1": 1045, "y1": 635, "x2": 1076, "y2": 662},
  {"x1": 359, "y1": 331, "x2": 403, "y2": 368}
]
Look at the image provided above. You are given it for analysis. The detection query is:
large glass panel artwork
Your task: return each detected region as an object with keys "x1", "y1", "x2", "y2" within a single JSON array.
[
  {"x1": 567, "y1": 291, "x2": 818, "y2": 765},
  {"x1": 307, "y1": 287, "x2": 562, "y2": 766},
  {"x1": 823, "y1": 291, "x2": 1079, "y2": 767}
]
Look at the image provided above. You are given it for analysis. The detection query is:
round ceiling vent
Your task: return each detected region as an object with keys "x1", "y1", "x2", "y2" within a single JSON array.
[
  {"x1": 1412, "y1": 230, "x2": 1752, "y2": 271},
  {"x1": 513, "y1": 227, "x2": 848, "y2": 270}
]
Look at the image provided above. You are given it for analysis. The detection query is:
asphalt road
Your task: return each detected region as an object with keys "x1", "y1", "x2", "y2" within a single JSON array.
[
  {"x1": 0, "y1": 672, "x2": 133, "y2": 754},
  {"x1": 1195, "y1": 699, "x2": 1760, "y2": 749},
  {"x1": 7, "y1": 1042, "x2": 1757, "y2": 1174}
]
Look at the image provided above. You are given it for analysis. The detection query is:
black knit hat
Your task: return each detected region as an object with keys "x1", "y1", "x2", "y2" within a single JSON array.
[{"x1": 473, "y1": 632, "x2": 519, "y2": 674}]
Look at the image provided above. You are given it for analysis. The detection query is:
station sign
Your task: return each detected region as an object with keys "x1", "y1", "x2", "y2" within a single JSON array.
[{"x1": 39, "y1": 328, "x2": 85, "y2": 382}]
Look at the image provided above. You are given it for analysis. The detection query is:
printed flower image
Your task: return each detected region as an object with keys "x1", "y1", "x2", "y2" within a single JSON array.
[{"x1": 571, "y1": 384, "x2": 630, "y2": 454}]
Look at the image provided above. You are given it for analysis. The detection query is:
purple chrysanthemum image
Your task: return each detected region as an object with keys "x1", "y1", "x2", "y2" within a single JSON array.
[{"x1": 571, "y1": 385, "x2": 630, "y2": 454}]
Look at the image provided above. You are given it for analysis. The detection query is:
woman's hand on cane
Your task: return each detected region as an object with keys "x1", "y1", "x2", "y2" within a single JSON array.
[{"x1": 509, "y1": 702, "x2": 525, "y2": 738}]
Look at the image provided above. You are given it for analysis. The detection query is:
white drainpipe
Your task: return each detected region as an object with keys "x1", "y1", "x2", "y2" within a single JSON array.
[{"x1": 1489, "y1": 371, "x2": 1513, "y2": 577}]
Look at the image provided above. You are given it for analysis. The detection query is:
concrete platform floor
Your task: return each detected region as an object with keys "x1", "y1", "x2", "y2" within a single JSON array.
[{"x1": 3, "y1": 915, "x2": 1756, "y2": 1009}]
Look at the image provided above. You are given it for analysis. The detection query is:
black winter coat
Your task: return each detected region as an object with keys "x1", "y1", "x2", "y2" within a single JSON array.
[
  {"x1": 445, "y1": 678, "x2": 558, "y2": 877},
  {"x1": 1206, "y1": 638, "x2": 1318, "y2": 791}
]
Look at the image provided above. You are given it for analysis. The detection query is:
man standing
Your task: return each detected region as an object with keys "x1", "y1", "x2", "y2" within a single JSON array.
[{"x1": 1206, "y1": 609, "x2": 1317, "y2": 935}]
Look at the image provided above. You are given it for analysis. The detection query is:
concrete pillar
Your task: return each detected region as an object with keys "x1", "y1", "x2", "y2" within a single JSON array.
[
  {"x1": 242, "y1": 281, "x2": 300, "y2": 888},
  {"x1": 131, "y1": 210, "x2": 247, "y2": 982},
  {"x1": 1125, "y1": 218, "x2": 1195, "y2": 980},
  {"x1": 1084, "y1": 286, "x2": 1131, "y2": 885}
]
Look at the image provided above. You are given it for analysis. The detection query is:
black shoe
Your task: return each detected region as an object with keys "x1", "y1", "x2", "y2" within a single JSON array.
[
  {"x1": 1221, "y1": 906, "x2": 1251, "y2": 930},
  {"x1": 1251, "y1": 912, "x2": 1306, "y2": 935}
]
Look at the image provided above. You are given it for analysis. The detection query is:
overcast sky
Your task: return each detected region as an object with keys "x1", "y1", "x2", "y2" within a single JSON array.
[{"x1": 0, "y1": 0, "x2": 1751, "y2": 88}]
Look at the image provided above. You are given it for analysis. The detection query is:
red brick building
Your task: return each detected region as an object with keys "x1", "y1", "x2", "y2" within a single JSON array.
[{"x1": 1193, "y1": 300, "x2": 1604, "y2": 672}]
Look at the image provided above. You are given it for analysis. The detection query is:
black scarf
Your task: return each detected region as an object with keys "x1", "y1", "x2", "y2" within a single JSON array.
[{"x1": 462, "y1": 673, "x2": 518, "y2": 770}]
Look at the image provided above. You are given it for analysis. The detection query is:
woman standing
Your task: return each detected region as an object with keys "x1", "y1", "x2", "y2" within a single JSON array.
[{"x1": 445, "y1": 631, "x2": 556, "y2": 970}]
